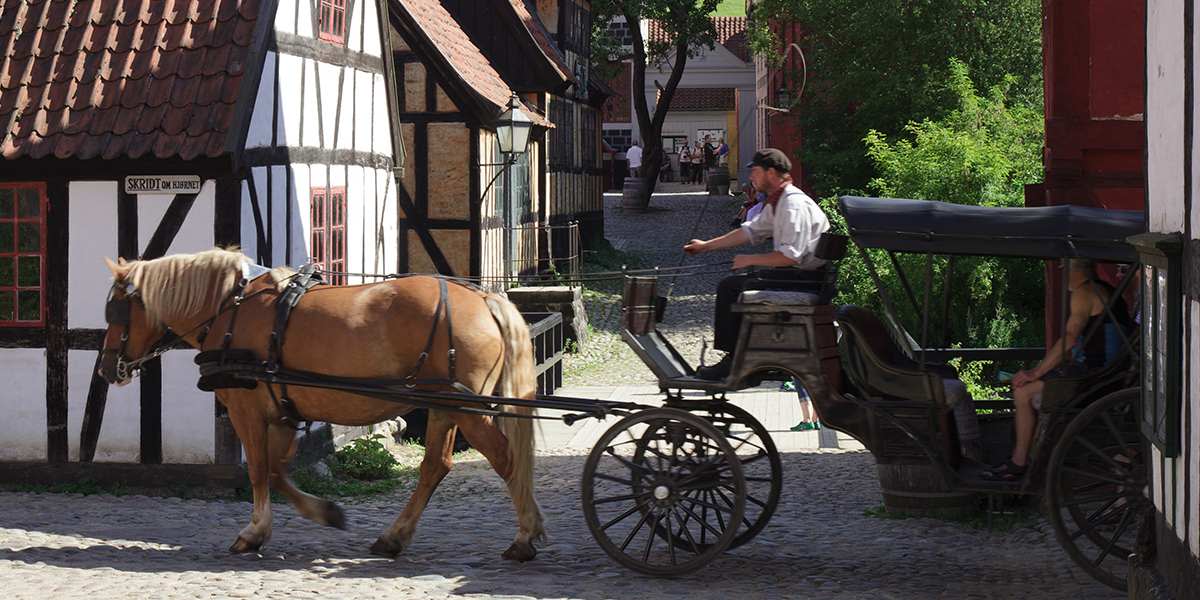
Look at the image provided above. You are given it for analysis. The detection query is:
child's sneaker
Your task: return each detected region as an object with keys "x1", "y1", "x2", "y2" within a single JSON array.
[{"x1": 790, "y1": 421, "x2": 814, "y2": 432}]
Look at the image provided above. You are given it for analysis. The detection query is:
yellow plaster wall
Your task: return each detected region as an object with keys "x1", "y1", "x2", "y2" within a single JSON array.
[
  {"x1": 404, "y1": 63, "x2": 426, "y2": 113},
  {"x1": 427, "y1": 123, "x2": 471, "y2": 220}
]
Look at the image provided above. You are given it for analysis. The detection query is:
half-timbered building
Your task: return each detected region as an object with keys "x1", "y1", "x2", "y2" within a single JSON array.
[
  {"x1": 0, "y1": 0, "x2": 402, "y2": 476},
  {"x1": 1131, "y1": 0, "x2": 1200, "y2": 596}
]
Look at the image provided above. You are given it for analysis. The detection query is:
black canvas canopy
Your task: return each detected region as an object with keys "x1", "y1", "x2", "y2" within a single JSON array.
[{"x1": 838, "y1": 197, "x2": 1145, "y2": 262}]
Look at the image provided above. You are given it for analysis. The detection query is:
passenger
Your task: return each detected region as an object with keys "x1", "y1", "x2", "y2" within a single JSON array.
[
  {"x1": 983, "y1": 258, "x2": 1133, "y2": 481},
  {"x1": 683, "y1": 148, "x2": 830, "y2": 381}
]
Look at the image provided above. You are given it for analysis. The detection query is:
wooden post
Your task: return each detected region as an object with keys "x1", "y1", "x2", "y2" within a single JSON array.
[
  {"x1": 45, "y1": 178, "x2": 69, "y2": 463},
  {"x1": 213, "y1": 176, "x2": 242, "y2": 465}
]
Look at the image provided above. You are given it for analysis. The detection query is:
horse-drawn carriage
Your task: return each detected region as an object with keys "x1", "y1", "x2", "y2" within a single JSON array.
[
  {"x1": 98, "y1": 196, "x2": 1146, "y2": 591},
  {"x1": 583, "y1": 197, "x2": 1146, "y2": 589}
]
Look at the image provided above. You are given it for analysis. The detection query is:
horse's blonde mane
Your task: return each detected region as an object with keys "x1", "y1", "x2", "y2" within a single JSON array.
[{"x1": 119, "y1": 248, "x2": 292, "y2": 326}]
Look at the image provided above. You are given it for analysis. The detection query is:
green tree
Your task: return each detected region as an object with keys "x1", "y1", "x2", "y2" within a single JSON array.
[
  {"x1": 592, "y1": 0, "x2": 721, "y2": 207},
  {"x1": 747, "y1": 0, "x2": 1042, "y2": 194},
  {"x1": 828, "y1": 60, "x2": 1045, "y2": 353}
]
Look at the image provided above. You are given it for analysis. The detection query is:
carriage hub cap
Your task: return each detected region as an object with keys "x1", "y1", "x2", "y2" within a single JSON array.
[{"x1": 653, "y1": 485, "x2": 670, "y2": 501}]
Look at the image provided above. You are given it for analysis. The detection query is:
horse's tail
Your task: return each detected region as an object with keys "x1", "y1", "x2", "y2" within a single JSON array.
[{"x1": 484, "y1": 292, "x2": 544, "y2": 542}]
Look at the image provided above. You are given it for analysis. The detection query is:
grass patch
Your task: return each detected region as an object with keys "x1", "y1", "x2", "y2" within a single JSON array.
[{"x1": 863, "y1": 502, "x2": 1040, "y2": 532}]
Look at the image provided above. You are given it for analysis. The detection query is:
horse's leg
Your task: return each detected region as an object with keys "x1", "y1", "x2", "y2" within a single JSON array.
[
  {"x1": 266, "y1": 420, "x2": 346, "y2": 529},
  {"x1": 224, "y1": 393, "x2": 273, "y2": 553},
  {"x1": 452, "y1": 413, "x2": 544, "y2": 562},
  {"x1": 370, "y1": 409, "x2": 457, "y2": 557}
]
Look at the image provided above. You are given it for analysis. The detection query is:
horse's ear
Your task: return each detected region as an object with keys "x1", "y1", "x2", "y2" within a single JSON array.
[{"x1": 104, "y1": 257, "x2": 128, "y2": 278}]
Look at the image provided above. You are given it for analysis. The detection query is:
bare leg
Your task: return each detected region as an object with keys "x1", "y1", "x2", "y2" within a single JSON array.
[
  {"x1": 1011, "y1": 380, "x2": 1044, "y2": 466},
  {"x1": 224, "y1": 393, "x2": 273, "y2": 553},
  {"x1": 452, "y1": 413, "x2": 544, "y2": 561},
  {"x1": 371, "y1": 410, "x2": 456, "y2": 557},
  {"x1": 266, "y1": 421, "x2": 346, "y2": 529}
]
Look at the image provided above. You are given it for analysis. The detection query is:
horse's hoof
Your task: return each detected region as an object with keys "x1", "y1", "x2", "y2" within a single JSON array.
[
  {"x1": 502, "y1": 541, "x2": 537, "y2": 562},
  {"x1": 369, "y1": 536, "x2": 403, "y2": 558},
  {"x1": 322, "y1": 501, "x2": 347, "y2": 530},
  {"x1": 229, "y1": 536, "x2": 263, "y2": 554}
]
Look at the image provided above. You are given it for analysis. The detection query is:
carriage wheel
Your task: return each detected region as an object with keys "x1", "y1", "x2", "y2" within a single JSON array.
[
  {"x1": 1045, "y1": 387, "x2": 1146, "y2": 591},
  {"x1": 582, "y1": 408, "x2": 746, "y2": 576},
  {"x1": 662, "y1": 403, "x2": 781, "y2": 550}
]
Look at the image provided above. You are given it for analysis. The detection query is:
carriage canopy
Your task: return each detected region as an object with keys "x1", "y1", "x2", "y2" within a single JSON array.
[{"x1": 838, "y1": 197, "x2": 1146, "y2": 262}]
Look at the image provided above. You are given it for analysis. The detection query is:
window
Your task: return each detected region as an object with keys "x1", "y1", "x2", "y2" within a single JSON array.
[
  {"x1": 310, "y1": 187, "x2": 347, "y2": 285},
  {"x1": 1131, "y1": 233, "x2": 1184, "y2": 457},
  {"x1": 603, "y1": 128, "x2": 632, "y2": 153},
  {"x1": 318, "y1": 0, "x2": 346, "y2": 44},
  {"x1": 0, "y1": 183, "x2": 45, "y2": 326}
]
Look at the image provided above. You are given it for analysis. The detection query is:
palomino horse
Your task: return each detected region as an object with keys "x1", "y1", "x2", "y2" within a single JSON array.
[{"x1": 97, "y1": 248, "x2": 544, "y2": 561}]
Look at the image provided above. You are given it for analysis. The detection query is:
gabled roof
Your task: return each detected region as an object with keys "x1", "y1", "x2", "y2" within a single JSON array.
[
  {"x1": 659, "y1": 87, "x2": 735, "y2": 112},
  {"x1": 390, "y1": 0, "x2": 547, "y2": 126},
  {"x1": 0, "y1": 0, "x2": 270, "y2": 162},
  {"x1": 509, "y1": 0, "x2": 571, "y2": 84},
  {"x1": 647, "y1": 16, "x2": 751, "y2": 63}
]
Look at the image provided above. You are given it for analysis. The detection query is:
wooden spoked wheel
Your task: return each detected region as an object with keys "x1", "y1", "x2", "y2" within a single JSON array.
[
  {"x1": 1045, "y1": 387, "x2": 1147, "y2": 591},
  {"x1": 663, "y1": 403, "x2": 782, "y2": 550},
  {"x1": 582, "y1": 408, "x2": 746, "y2": 576}
]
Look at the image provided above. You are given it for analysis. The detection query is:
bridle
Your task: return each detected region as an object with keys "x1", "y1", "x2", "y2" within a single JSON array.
[
  {"x1": 103, "y1": 281, "x2": 178, "y2": 382},
  {"x1": 102, "y1": 266, "x2": 286, "y2": 382}
]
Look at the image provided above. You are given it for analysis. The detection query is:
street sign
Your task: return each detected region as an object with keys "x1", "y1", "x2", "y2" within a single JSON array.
[{"x1": 124, "y1": 175, "x2": 202, "y2": 195}]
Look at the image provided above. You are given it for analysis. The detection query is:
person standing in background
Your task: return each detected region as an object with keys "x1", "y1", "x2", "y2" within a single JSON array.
[
  {"x1": 690, "y1": 141, "x2": 704, "y2": 183},
  {"x1": 679, "y1": 143, "x2": 692, "y2": 182},
  {"x1": 626, "y1": 141, "x2": 643, "y2": 178}
]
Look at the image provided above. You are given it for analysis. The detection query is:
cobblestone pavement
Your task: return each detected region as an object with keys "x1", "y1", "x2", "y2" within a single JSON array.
[
  {"x1": 565, "y1": 190, "x2": 756, "y2": 385},
  {"x1": 0, "y1": 449, "x2": 1119, "y2": 599}
]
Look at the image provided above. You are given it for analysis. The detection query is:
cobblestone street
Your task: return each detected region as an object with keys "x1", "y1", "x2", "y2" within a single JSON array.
[
  {"x1": 0, "y1": 449, "x2": 1119, "y2": 599},
  {"x1": 0, "y1": 191, "x2": 1122, "y2": 599}
]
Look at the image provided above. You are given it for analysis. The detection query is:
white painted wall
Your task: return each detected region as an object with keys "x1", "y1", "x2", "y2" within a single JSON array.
[
  {"x1": 1146, "y1": 0, "x2": 1186, "y2": 233},
  {"x1": 67, "y1": 181, "x2": 118, "y2": 328},
  {"x1": 66, "y1": 349, "x2": 139, "y2": 462},
  {"x1": 0, "y1": 349, "x2": 47, "y2": 461}
]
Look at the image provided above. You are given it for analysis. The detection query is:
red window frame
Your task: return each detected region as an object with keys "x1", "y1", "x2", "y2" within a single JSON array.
[
  {"x1": 310, "y1": 186, "x2": 347, "y2": 285},
  {"x1": 0, "y1": 183, "x2": 46, "y2": 327},
  {"x1": 318, "y1": 0, "x2": 347, "y2": 45}
]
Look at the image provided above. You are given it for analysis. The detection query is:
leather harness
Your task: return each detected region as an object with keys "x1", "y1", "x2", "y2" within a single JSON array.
[{"x1": 192, "y1": 265, "x2": 464, "y2": 430}]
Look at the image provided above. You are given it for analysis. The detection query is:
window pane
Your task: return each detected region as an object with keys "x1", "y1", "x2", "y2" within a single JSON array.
[
  {"x1": 17, "y1": 256, "x2": 39, "y2": 287},
  {"x1": 17, "y1": 223, "x2": 39, "y2": 252},
  {"x1": 0, "y1": 258, "x2": 11, "y2": 286},
  {"x1": 1142, "y1": 266, "x2": 1154, "y2": 418},
  {"x1": 0, "y1": 291, "x2": 12, "y2": 320},
  {"x1": 17, "y1": 290, "x2": 39, "y2": 321},
  {"x1": 17, "y1": 188, "x2": 39, "y2": 218},
  {"x1": 0, "y1": 189, "x2": 13, "y2": 219},
  {"x1": 0, "y1": 223, "x2": 12, "y2": 252}
]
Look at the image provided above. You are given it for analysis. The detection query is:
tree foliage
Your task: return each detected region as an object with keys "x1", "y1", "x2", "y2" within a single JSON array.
[
  {"x1": 747, "y1": 0, "x2": 1043, "y2": 194},
  {"x1": 592, "y1": 0, "x2": 721, "y2": 206},
  {"x1": 826, "y1": 61, "x2": 1046, "y2": 353}
]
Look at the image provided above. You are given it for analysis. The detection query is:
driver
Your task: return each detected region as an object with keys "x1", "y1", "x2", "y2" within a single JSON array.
[{"x1": 683, "y1": 149, "x2": 831, "y2": 380}]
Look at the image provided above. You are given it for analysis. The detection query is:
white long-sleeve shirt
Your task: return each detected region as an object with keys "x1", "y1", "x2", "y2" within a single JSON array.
[{"x1": 740, "y1": 183, "x2": 831, "y2": 270}]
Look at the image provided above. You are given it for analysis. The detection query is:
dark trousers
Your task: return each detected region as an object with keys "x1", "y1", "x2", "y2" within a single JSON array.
[{"x1": 714, "y1": 268, "x2": 826, "y2": 351}]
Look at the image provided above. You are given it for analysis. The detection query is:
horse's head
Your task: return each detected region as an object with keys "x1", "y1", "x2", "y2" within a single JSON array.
[{"x1": 99, "y1": 257, "x2": 167, "y2": 386}]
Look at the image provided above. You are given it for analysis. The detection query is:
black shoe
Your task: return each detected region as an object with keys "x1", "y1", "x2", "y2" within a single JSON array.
[
  {"x1": 981, "y1": 460, "x2": 1027, "y2": 482},
  {"x1": 695, "y1": 355, "x2": 733, "y2": 381}
]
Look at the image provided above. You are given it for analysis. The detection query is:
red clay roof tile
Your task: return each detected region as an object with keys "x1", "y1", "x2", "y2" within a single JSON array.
[
  {"x1": 1, "y1": 0, "x2": 265, "y2": 161},
  {"x1": 648, "y1": 16, "x2": 751, "y2": 63}
]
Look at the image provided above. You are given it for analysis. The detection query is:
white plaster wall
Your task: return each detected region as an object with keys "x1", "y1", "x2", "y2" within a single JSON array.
[
  {"x1": 67, "y1": 349, "x2": 139, "y2": 462},
  {"x1": 275, "y1": 0, "x2": 296, "y2": 35},
  {"x1": 271, "y1": 165, "x2": 291, "y2": 266},
  {"x1": 318, "y1": 62, "x2": 341, "y2": 150},
  {"x1": 346, "y1": 164, "x2": 365, "y2": 282},
  {"x1": 377, "y1": 168, "x2": 397, "y2": 274},
  {"x1": 372, "y1": 73, "x2": 391, "y2": 156},
  {"x1": 160, "y1": 350, "x2": 215, "y2": 463},
  {"x1": 336, "y1": 68, "x2": 356, "y2": 151},
  {"x1": 0, "y1": 349, "x2": 48, "y2": 460},
  {"x1": 354, "y1": 70, "x2": 374, "y2": 153},
  {"x1": 293, "y1": 164, "x2": 314, "y2": 260},
  {"x1": 346, "y1": 0, "x2": 364, "y2": 53},
  {"x1": 1146, "y1": 0, "x2": 1186, "y2": 233},
  {"x1": 361, "y1": 0, "x2": 382, "y2": 58},
  {"x1": 240, "y1": 179, "x2": 259, "y2": 262},
  {"x1": 302, "y1": 59, "x2": 322, "y2": 148},
  {"x1": 660, "y1": 111, "x2": 732, "y2": 146},
  {"x1": 67, "y1": 181, "x2": 118, "y2": 328},
  {"x1": 296, "y1": 0, "x2": 314, "y2": 38},
  {"x1": 278, "y1": 53, "x2": 304, "y2": 146},
  {"x1": 246, "y1": 52, "x2": 278, "y2": 149}
]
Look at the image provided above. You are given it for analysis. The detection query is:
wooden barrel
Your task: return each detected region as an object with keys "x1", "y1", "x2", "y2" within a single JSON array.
[
  {"x1": 621, "y1": 177, "x2": 647, "y2": 210},
  {"x1": 707, "y1": 168, "x2": 730, "y2": 195},
  {"x1": 876, "y1": 462, "x2": 978, "y2": 518}
]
